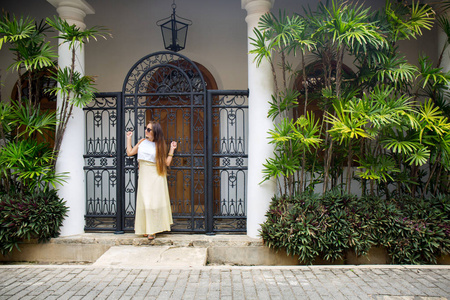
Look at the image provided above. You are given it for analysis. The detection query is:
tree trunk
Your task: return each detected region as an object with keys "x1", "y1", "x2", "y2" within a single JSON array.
[
  {"x1": 433, "y1": 164, "x2": 444, "y2": 196},
  {"x1": 301, "y1": 52, "x2": 308, "y2": 116},
  {"x1": 300, "y1": 151, "x2": 306, "y2": 194},
  {"x1": 423, "y1": 153, "x2": 441, "y2": 198},
  {"x1": 28, "y1": 71, "x2": 33, "y2": 108},
  {"x1": 323, "y1": 138, "x2": 333, "y2": 193},
  {"x1": 347, "y1": 141, "x2": 352, "y2": 194},
  {"x1": 410, "y1": 164, "x2": 419, "y2": 197},
  {"x1": 16, "y1": 54, "x2": 23, "y2": 107}
]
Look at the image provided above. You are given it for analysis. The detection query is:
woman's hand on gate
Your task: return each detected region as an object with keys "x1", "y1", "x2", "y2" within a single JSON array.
[
  {"x1": 126, "y1": 131, "x2": 140, "y2": 156},
  {"x1": 166, "y1": 141, "x2": 177, "y2": 166}
]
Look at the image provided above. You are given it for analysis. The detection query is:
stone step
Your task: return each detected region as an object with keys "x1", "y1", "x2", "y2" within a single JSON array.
[
  {"x1": 51, "y1": 233, "x2": 263, "y2": 248},
  {"x1": 92, "y1": 245, "x2": 208, "y2": 267}
]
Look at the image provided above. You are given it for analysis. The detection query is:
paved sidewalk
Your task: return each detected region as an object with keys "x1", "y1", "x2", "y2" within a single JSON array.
[{"x1": 0, "y1": 265, "x2": 449, "y2": 300}]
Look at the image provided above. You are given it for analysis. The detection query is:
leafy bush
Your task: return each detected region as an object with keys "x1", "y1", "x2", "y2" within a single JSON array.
[
  {"x1": 386, "y1": 196, "x2": 450, "y2": 264},
  {"x1": 0, "y1": 189, "x2": 68, "y2": 255},
  {"x1": 261, "y1": 193, "x2": 450, "y2": 264}
]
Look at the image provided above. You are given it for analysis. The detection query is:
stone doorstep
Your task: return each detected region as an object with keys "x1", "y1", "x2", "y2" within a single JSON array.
[
  {"x1": 92, "y1": 245, "x2": 208, "y2": 267},
  {"x1": 47, "y1": 233, "x2": 263, "y2": 247},
  {"x1": 48, "y1": 233, "x2": 264, "y2": 247}
]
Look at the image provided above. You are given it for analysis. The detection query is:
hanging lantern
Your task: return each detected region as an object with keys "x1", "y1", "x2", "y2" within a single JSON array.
[{"x1": 156, "y1": 1, "x2": 192, "y2": 52}]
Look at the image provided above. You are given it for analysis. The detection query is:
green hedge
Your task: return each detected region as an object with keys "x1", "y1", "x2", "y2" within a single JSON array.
[
  {"x1": 0, "y1": 190, "x2": 68, "y2": 255},
  {"x1": 260, "y1": 192, "x2": 450, "y2": 264}
]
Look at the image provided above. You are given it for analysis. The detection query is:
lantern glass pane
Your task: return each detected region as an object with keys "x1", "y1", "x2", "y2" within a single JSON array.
[{"x1": 158, "y1": 18, "x2": 189, "y2": 52}]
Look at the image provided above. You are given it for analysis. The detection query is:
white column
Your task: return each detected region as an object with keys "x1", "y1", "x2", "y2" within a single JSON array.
[
  {"x1": 242, "y1": 0, "x2": 276, "y2": 238},
  {"x1": 47, "y1": 0, "x2": 94, "y2": 236}
]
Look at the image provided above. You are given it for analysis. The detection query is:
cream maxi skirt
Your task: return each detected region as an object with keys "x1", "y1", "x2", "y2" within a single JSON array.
[{"x1": 134, "y1": 160, "x2": 173, "y2": 235}]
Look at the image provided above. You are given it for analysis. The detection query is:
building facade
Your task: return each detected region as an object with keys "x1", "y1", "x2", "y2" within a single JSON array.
[{"x1": 0, "y1": 0, "x2": 445, "y2": 238}]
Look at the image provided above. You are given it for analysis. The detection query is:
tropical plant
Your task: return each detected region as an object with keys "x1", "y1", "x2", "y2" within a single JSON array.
[
  {"x1": 250, "y1": 11, "x2": 320, "y2": 195},
  {"x1": 307, "y1": 0, "x2": 386, "y2": 193},
  {"x1": 261, "y1": 193, "x2": 450, "y2": 264},
  {"x1": 251, "y1": 0, "x2": 450, "y2": 198},
  {"x1": 46, "y1": 16, "x2": 109, "y2": 162},
  {"x1": 0, "y1": 14, "x2": 62, "y2": 193},
  {"x1": 0, "y1": 189, "x2": 68, "y2": 255},
  {"x1": 0, "y1": 13, "x2": 56, "y2": 110},
  {"x1": 0, "y1": 12, "x2": 109, "y2": 254}
]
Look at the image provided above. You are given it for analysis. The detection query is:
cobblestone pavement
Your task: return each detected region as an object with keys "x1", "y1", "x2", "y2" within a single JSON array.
[{"x1": 0, "y1": 265, "x2": 449, "y2": 300}]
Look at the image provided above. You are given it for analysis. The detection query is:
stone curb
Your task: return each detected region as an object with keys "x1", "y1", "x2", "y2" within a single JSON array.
[
  {"x1": 1, "y1": 264, "x2": 449, "y2": 270},
  {"x1": 3, "y1": 233, "x2": 449, "y2": 266}
]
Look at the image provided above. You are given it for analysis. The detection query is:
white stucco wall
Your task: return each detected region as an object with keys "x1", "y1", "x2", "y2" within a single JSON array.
[{"x1": 83, "y1": 0, "x2": 249, "y2": 93}]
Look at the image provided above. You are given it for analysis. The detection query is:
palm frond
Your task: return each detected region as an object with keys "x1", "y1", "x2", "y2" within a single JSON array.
[
  {"x1": 418, "y1": 55, "x2": 450, "y2": 88},
  {"x1": 249, "y1": 28, "x2": 273, "y2": 67},
  {"x1": 46, "y1": 16, "x2": 110, "y2": 50},
  {"x1": 382, "y1": 138, "x2": 421, "y2": 154},
  {"x1": 0, "y1": 14, "x2": 35, "y2": 49},
  {"x1": 405, "y1": 146, "x2": 430, "y2": 166}
]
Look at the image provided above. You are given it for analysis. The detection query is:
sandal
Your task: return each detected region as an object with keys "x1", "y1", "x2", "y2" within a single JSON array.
[{"x1": 148, "y1": 234, "x2": 155, "y2": 240}]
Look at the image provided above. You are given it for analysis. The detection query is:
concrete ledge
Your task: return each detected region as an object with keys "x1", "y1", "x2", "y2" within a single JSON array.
[
  {"x1": 207, "y1": 246, "x2": 348, "y2": 266},
  {"x1": 1, "y1": 234, "x2": 448, "y2": 266},
  {"x1": 345, "y1": 247, "x2": 390, "y2": 265},
  {"x1": 208, "y1": 246, "x2": 299, "y2": 266},
  {"x1": 0, "y1": 243, "x2": 110, "y2": 263}
]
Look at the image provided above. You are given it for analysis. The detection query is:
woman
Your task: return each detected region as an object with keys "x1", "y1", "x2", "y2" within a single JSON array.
[{"x1": 126, "y1": 121, "x2": 177, "y2": 240}]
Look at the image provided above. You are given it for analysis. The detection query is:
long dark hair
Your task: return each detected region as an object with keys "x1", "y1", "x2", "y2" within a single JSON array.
[{"x1": 149, "y1": 121, "x2": 167, "y2": 176}]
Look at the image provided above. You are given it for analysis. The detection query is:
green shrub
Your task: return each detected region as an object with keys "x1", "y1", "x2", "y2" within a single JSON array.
[
  {"x1": 0, "y1": 189, "x2": 68, "y2": 255},
  {"x1": 384, "y1": 196, "x2": 450, "y2": 264},
  {"x1": 260, "y1": 193, "x2": 450, "y2": 264}
]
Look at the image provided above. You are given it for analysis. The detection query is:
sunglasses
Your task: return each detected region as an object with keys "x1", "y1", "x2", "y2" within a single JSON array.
[{"x1": 146, "y1": 127, "x2": 152, "y2": 132}]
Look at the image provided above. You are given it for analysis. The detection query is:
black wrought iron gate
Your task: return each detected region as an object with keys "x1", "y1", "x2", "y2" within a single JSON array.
[{"x1": 84, "y1": 51, "x2": 248, "y2": 234}]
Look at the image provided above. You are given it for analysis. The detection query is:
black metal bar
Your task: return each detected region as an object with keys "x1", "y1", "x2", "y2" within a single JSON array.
[
  {"x1": 83, "y1": 167, "x2": 117, "y2": 170},
  {"x1": 124, "y1": 105, "x2": 205, "y2": 109},
  {"x1": 206, "y1": 90, "x2": 214, "y2": 235},
  {"x1": 190, "y1": 90, "x2": 195, "y2": 232},
  {"x1": 209, "y1": 89, "x2": 250, "y2": 96},
  {"x1": 115, "y1": 92, "x2": 124, "y2": 234},
  {"x1": 123, "y1": 92, "x2": 204, "y2": 97}
]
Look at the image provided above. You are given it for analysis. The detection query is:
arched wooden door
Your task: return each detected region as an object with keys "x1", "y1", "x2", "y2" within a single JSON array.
[{"x1": 144, "y1": 62, "x2": 219, "y2": 221}]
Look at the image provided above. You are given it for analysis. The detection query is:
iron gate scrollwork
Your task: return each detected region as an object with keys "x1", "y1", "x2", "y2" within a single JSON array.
[
  {"x1": 84, "y1": 51, "x2": 248, "y2": 233},
  {"x1": 84, "y1": 92, "x2": 121, "y2": 231},
  {"x1": 207, "y1": 90, "x2": 248, "y2": 232}
]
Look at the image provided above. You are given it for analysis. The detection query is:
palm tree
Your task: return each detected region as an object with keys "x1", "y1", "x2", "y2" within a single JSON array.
[
  {"x1": 250, "y1": 11, "x2": 318, "y2": 196},
  {"x1": 310, "y1": 0, "x2": 386, "y2": 193},
  {"x1": 0, "y1": 13, "x2": 56, "y2": 109},
  {"x1": 0, "y1": 13, "x2": 110, "y2": 192},
  {"x1": 46, "y1": 16, "x2": 110, "y2": 164}
]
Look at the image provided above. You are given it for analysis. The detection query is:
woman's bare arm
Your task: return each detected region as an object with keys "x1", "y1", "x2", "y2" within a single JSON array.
[
  {"x1": 166, "y1": 141, "x2": 177, "y2": 166},
  {"x1": 126, "y1": 132, "x2": 144, "y2": 156}
]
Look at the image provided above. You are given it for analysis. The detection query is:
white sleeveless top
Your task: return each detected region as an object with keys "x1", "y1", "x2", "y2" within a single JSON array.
[{"x1": 137, "y1": 139, "x2": 156, "y2": 163}]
